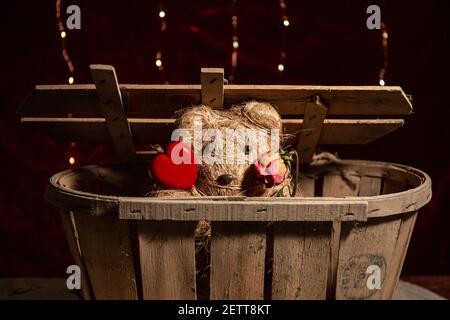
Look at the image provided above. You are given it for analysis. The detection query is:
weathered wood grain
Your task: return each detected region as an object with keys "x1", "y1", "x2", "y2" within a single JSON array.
[
  {"x1": 18, "y1": 85, "x2": 412, "y2": 117},
  {"x1": 137, "y1": 221, "x2": 196, "y2": 300},
  {"x1": 59, "y1": 210, "x2": 93, "y2": 299},
  {"x1": 296, "y1": 96, "x2": 328, "y2": 164},
  {"x1": 334, "y1": 175, "x2": 416, "y2": 300},
  {"x1": 73, "y1": 212, "x2": 138, "y2": 300},
  {"x1": 118, "y1": 198, "x2": 368, "y2": 222},
  {"x1": 90, "y1": 65, "x2": 136, "y2": 162},
  {"x1": 210, "y1": 222, "x2": 266, "y2": 299},
  {"x1": 21, "y1": 117, "x2": 404, "y2": 145},
  {"x1": 381, "y1": 211, "x2": 418, "y2": 299},
  {"x1": 322, "y1": 174, "x2": 361, "y2": 299},
  {"x1": 201, "y1": 68, "x2": 224, "y2": 109}
]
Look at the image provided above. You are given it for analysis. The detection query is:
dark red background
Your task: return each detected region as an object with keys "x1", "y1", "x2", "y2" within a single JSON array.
[{"x1": 0, "y1": 0, "x2": 449, "y2": 278}]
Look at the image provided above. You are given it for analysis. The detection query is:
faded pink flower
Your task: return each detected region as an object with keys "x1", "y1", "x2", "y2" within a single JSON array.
[{"x1": 254, "y1": 151, "x2": 287, "y2": 187}]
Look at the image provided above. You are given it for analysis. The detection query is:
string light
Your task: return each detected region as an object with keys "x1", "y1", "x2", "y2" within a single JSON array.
[
  {"x1": 57, "y1": 1, "x2": 78, "y2": 168},
  {"x1": 278, "y1": 0, "x2": 289, "y2": 74},
  {"x1": 229, "y1": 0, "x2": 239, "y2": 83},
  {"x1": 156, "y1": 3, "x2": 168, "y2": 83},
  {"x1": 56, "y1": 0, "x2": 75, "y2": 84},
  {"x1": 378, "y1": 22, "x2": 388, "y2": 86}
]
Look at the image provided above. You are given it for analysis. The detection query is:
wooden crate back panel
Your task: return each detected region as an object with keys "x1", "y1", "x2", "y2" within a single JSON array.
[
  {"x1": 19, "y1": 85, "x2": 412, "y2": 117},
  {"x1": 22, "y1": 117, "x2": 404, "y2": 145}
]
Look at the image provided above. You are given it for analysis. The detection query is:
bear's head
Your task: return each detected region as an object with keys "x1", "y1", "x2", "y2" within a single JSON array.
[{"x1": 175, "y1": 101, "x2": 292, "y2": 197}]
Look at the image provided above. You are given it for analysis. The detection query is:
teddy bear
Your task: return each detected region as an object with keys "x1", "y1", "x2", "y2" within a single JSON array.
[{"x1": 149, "y1": 101, "x2": 294, "y2": 198}]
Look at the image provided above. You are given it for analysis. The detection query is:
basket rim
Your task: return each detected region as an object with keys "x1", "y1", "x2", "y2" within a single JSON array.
[{"x1": 46, "y1": 159, "x2": 432, "y2": 222}]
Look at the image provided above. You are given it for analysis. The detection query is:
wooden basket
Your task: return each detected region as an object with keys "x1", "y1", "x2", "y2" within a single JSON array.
[{"x1": 19, "y1": 65, "x2": 432, "y2": 300}]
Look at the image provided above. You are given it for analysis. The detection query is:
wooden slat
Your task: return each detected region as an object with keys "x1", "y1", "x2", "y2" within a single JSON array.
[
  {"x1": 119, "y1": 198, "x2": 368, "y2": 222},
  {"x1": 381, "y1": 211, "x2": 418, "y2": 299},
  {"x1": 201, "y1": 68, "x2": 224, "y2": 109},
  {"x1": 210, "y1": 222, "x2": 266, "y2": 299},
  {"x1": 297, "y1": 96, "x2": 327, "y2": 164},
  {"x1": 335, "y1": 176, "x2": 405, "y2": 300},
  {"x1": 21, "y1": 117, "x2": 404, "y2": 145},
  {"x1": 18, "y1": 85, "x2": 412, "y2": 117},
  {"x1": 90, "y1": 65, "x2": 136, "y2": 162},
  {"x1": 137, "y1": 221, "x2": 196, "y2": 300},
  {"x1": 59, "y1": 210, "x2": 93, "y2": 299},
  {"x1": 272, "y1": 222, "x2": 331, "y2": 299},
  {"x1": 127, "y1": 85, "x2": 200, "y2": 116},
  {"x1": 322, "y1": 174, "x2": 361, "y2": 299},
  {"x1": 336, "y1": 216, "x2": 403, "y2": 300},
  {"x1": 73, "y1": 213, "x2": 138, "y2": 300},
  {"x1": 272, "y1": 176, "x2": 331, "y2": 300}
]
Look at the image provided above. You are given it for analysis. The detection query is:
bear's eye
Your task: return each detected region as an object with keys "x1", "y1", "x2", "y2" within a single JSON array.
[{"x1": 244, "y1": 145, "x2": 251, "y2": 155}]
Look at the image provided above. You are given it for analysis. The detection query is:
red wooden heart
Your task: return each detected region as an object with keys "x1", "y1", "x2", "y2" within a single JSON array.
[{"x1": 150, "y1": 141, "x2": 198, "y2": 190}]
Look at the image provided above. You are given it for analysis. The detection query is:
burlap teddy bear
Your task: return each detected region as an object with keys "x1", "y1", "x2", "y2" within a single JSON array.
[{"x1": 150, "y1": 101, "x2": 293, "y2": 198}]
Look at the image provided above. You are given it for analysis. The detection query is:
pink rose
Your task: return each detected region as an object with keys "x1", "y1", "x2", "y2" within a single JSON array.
[{"x1": 254, "y1": 151, "x2": 288, "y2": 187}]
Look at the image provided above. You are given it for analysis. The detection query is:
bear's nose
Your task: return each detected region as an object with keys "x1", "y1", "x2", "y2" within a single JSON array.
[{"x1": 217, "y1": 174, "x2": 234, "y2": 186}]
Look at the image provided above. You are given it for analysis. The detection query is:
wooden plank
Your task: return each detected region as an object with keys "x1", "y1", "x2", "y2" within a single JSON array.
[
  {"x1": 73, "y1": 212, "x2": 138, "y2": 300},
  {"x1": 201, "y1": 68, "x2": 224, "y2": 109},
  {"x1": 272, "y1": 222, "x2": 331, "y2": 300},
  {"x1": 210, "y1": 222, "x2": 266, "y2": 299},
  {"x1": 59, "y1": 210, "x2": 93, "y2": 299},
  {"x1": 335, "y1": 176, "x2": 405, "y2": 300},
  {"x1": 297, "y1": 95, "x2": 327, "y2": 164},
  {"x1": 119, "y1": 198, "x2": 368, "y2": 222},
  {"x1": 90, "y1": 65, "x2": 136, "y2": 162},
  {"x1": 322, "y1": 174, "x2": 361, "y2": 299},
  {"x1": 223, "y1": 85, "x2": 412, "y2": 116},
  {"x1": 272, "y1": 177, "x2": 331, "y2": 300},
  {"x1": 18, "y1": 85, "x2": 412, "y2": 117},
  {"x1": 382, "y1": 211, "x2": 418, "y2": 299},
  {"x1": 137, "y1": 221, "x2": 196, "y2": 300},
  {"x1": 21, "y1": 117, "x2": 404, "y2": 145}
]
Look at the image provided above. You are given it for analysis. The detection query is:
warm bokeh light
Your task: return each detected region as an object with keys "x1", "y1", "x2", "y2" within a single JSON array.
[
  {"x1": 68, "y1": 76, "x2": 74, "y2": 84},
  {"x1": 278, "y1": 63, "x2": 285, "y2": 72},
  {"x1": 60, "y1": 31, "x2": 66, "y2": 39}
]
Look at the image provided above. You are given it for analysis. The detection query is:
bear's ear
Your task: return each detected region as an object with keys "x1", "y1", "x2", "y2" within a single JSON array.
[
  {"x1": 176, "y1": 105, "x2": 216, "y2": 130},
  {"x1": 241, "y1": 101, "x2": 282, "y2": 131}
]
